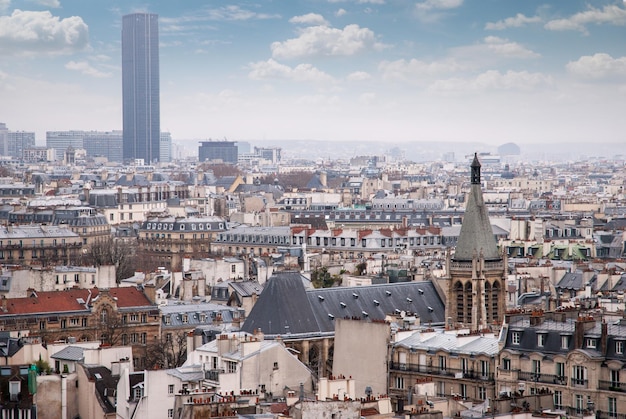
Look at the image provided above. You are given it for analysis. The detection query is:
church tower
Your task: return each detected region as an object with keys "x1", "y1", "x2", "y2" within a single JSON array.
[{"x1": 446, "y1": 153, "x2": 506, "y2": 331}]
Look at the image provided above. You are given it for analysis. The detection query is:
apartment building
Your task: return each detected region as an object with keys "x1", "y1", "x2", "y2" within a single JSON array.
[{"x1": 0, "y1": 225, "x2": 82, "y2": 266}]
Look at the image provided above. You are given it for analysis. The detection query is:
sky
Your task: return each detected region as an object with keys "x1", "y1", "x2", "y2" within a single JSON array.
[{"x1": 0, "y1": 0, "x2": 625, "y2": 147}]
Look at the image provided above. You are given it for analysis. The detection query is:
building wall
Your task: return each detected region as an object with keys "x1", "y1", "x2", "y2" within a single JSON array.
[
  {"x1": 37, "y1": 373, "x2": 79, "y2": 419},
  {"x1": 332, "y1": 319, "x2": 390, "y2": 398}
]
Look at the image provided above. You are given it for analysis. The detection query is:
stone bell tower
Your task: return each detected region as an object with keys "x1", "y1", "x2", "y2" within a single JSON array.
[{"x1": 446, "y1": 153, "x2": 506, "y2": 331}]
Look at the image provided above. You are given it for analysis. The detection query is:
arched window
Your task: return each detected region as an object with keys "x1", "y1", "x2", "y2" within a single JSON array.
[{"x1": 100, "y1": 309, "x2": 108, "y2": 324}]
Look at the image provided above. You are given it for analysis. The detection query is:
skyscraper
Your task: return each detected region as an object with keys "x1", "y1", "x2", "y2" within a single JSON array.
[{"x1": 122, "y1": 13, "x2": 160, "y2": 163}]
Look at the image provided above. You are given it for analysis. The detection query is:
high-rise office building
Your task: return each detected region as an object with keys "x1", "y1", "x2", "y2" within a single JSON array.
[
  {"x1": 160, "y1": 131, "x2": 172, "y2": 163},
  {"x1": 198, "y1": 141, "x2": 238, "y2": 164},
  {"x1": 122, "y1": 13, "x2": 160, "y2": 163},
  {"x1": 47, "y1": 130, "x2": 123, "y2": 162},
  {"x1": 8, "y1": 130, "x2": 36, "y2": 159}
]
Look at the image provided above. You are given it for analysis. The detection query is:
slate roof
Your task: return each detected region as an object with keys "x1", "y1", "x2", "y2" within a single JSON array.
[
  {"x1": 84, "y1": 366, "x2": 118, "y2": 414},
  {"x1": 0, "y1": 335, "x2": 24, "y2": 358},
  {"x1": 241, "y1": 272, "x2": 445, "y2": 337},
  {"x1": 52, "y1": 346, "x2": 85, "y2": 362},
  {"x1": 454, "y1": 155, "x2": 500, "y2": 261},
  {"x1": 555, "y1": 271, "x2": 593, "y2": 290}
]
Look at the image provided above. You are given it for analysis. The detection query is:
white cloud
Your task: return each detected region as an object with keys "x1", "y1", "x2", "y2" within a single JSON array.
[
  {"x1": 415, "y1": 0, "x2": 463, "y2": 11},
  {"x1": 0, "y1": 0, "x2": 10, "y2": 12},
  {"x1": 335, "y1": 8, "x2": 347, "y2": 17},
  {"x1": 65, "y1": 61, "x2": 112, "y2": 78},
  {"x1": 545, "y1": 4, "x2": 626, "y2": 34},
  {"x1": 483, "y1": 36, "x2": 540, "y2": 59},
  {"x1": 248, "y1": 59, "x2": 334, "y2": 83},
  {"x1": 359, "y1": 92, "x2": 376, "y2": 104},
  {"x1": 328, "y1": 0, "x2": 385, "y2": 4},
  {"x1": 289, "y1": 13, "x2": 329, "y2": 26},
  {"x1": 566, "y1": 53, "x2": 626, "y2": 79},
  {"x1": 160, "y1": 5, "x2": 280, "y2": 24},
  {"x1": 429, "y1": 70, "x2": 552, "y2": 93},
  {"x1": 295, "y1": 94, "x2": 340, "y2": 106},
  {"x1": 34, "y1": 0, "x2": 61, "y2": 8},
  {"x1": 0, "y1": 9, "x2": 88, "y2": 56},
  {"x1": 485, "y1": 13, "x2": 542, "y2": 30},
  {"x1": 347, "y1": 71, "x2": 371, "y2": 81},
  {"x1": 271, "y1": 24, "x2": 384, "y2": 59},
  {"x1": 379, "y1": 58, "x2": 462, "y2": 82}
]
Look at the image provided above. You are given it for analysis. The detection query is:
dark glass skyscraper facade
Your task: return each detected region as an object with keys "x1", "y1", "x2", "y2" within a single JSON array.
[{"x1": 122, "y1": 13, "x2": 160, "y2": 163}]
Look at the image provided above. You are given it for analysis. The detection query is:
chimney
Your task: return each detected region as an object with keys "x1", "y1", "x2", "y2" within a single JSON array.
[
  {"x1": 574, "y1": 315, "x2": 595, "y2": 349},
  {"x1": 143, "y1": 284, "x2": 156, "y2": 304},
  {"x1": 601, "y1": 321, "x2": 608, "y2": 354}
]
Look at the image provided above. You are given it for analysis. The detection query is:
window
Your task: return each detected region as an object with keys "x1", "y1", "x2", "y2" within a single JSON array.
[
  {"x1": 168, "y1": 384, "x2": 174, "y2": 394},
  {"x1": 502, "y1": 358, "x2": 511, "y2": 370},
  {"x1": 478, "y1": 386, "x2": 486, "y2": 400},
  {"x1": 586, "y1": 338, "x2": 596, "y2": 349},
  {"x1": 231, "y1": 265, "x2": 236, "y2": 273},
  {"x1": 532, "y1": 359, "x2": 541, "y2": 376},
  {"x1": 556, "y1": 362, "x2": 565, "y2": 379},
  {"x1": 554, "y1": 390, "x2": 562, "y2": 410},
  {"x1": 168, "y1": 409, "x2": 174, "y2": 418},
  {"x1": 538, "y1": 333, "x2": 546, "y2": 347},
  {"x1": 609, "y1": 397, "x2": 617, "y2": 418},
  {"x1": 395, "y1": 376, "x2": 404, "y2": 389},
  {"x1": 122, "y1": 334, "x2": 128, "y2": 345},
  {"x1": 572, "y1": 365, "x2": 587, "y2": 386},
  {"x1": 561, "y1": 335, "x2": 570, "y2": 349},
  {"x1": 141, "y1": 333, "x2": 147, "y2": 344},
  {"x1": 512, "y1": 332, "x2": 521, "y2": 345},
  {"x1": 133, "y1": 387, "x2": 143, "y2": 400},
  {"x1": 616, "y1": 341, "x2": 624, "y2": 354},
  {"x1": 130, "y1": 314, "x2": 138, "y2": 322},
  {"x1": 226, "y1": 361, "x2": 237, "y2": 373}
]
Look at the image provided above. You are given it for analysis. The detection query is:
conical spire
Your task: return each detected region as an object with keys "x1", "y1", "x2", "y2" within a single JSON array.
[{"x1": 454, "y1": 153, "x2": 500, "y2": 261}]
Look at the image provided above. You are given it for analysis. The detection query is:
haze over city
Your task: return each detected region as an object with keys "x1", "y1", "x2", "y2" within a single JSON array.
[{"x1": 1, "y1": 0, "x2": 625, "y2": 146}]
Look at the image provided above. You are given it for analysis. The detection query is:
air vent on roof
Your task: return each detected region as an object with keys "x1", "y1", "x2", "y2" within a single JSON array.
[
  {"x1": 418, "y1": 289, "x2": 424, "y2": 295},
  {"x1": 318, "y1": 295, "x2": 324, "y2": 301},
  {"x1": 362, "y1": 311, "x2": 368, "y2": 317},
  {"x1": 386, "y1": 291, "x2": 392, "y2": 296},
  {"x1": 428, "y1": 306, "x2": 433, "y2": 312},
  {"x1": 353, "y1": 293, "x2": 359, "y2": 299},
  {"x1": 395, "y1": 309, "x2": 401, "y2": 314},
  {"x1": 328, "y1": 314, "x2": 335, "y2": 320},
  {"x1": 340, "y1": 302, "x2": 346, "y2": 308},
  {"x1": 373, "y1": 299, "x2": 380, "y2": 306},
  {"x1": 406, "y1": 297, "x2": 413, "y2": 303}
]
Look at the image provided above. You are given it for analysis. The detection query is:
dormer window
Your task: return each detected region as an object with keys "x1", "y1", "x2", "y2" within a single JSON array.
[
  {"x1": 538, "y1": 333, "x2": 546, "y2": 347},
  {"x1": 512, "y1": 332, "x2": 521, "y2": 345},
  {"x1": 616, "y1": 341, "x2": 624, "y2": 354},
  {"x1": 586, "y1": 338, "x2": 596, "y2": 349},
  {"x1": 561, "y1": 335, "x2": 570, "y2": 349}
]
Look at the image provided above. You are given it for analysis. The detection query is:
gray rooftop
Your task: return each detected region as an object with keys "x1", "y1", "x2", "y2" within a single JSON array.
[
  {"x1": 241, "y1": 271, "x2": 445, "y2": 338},
  {"x1": 52, "y1": 346, "x2": 85, "y2": 362}
]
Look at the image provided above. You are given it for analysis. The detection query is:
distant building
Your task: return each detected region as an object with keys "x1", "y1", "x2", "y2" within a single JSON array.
[
  {"x1": 83, "y1": 131, "x2": 123, "y2": 162},
  {"x1": 122, "y1": 13, "x2": 160, "y2": 163},
  {"x1": 46, "y1": 131, "x2": 85, "y2": 161},
  {"x1": 22, "y1": 146, "x2": 55, "y2": 162},
  {"x1": 198, "y1": 141, "x2": 237, "y2": 164},
  {"x1": 7, "y1": 130, "x2": 35, "y2": 159},
  {"x1": 253, "y1": 146, "x2": 282, "y2": 164},
  {"x1": 159, "y1": 131, "x2": 171, "y2": 163},
  {"x1": 0, "y1": 123, "x2": 8, "y2": 156}
]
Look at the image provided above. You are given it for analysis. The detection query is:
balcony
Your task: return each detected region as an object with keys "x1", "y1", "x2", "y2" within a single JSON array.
[
  {"x1": 599, "y1": 380, "x2": 626, "y2": 392},
  {"x1": 571, "y1": 378, "x2": 588, "y2": 388},
  {"x1": 389, "y1": 362, "x2": 494, "y2": 381},
  {"x1": 596, "y1": 410, "x2": 624, "y2": 419},
  {"x1": 517, "y1": 371, "x2": 567, "y2": 385}
]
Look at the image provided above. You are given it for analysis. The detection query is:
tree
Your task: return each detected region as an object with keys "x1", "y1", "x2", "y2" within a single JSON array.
[
  {"x1": 98, "y1": 306, "x2": 125, "y2": 347},
  {"x1": 145, "y1": 331, "x2": 188, "y2": 369},
  {"x1": 198, "y1": 163, "x2": 242, "y2": 177},
  {"x1": 311, "y1": 267, "x2": 341, "y2": 288},
  {"x1": 82, "y1": 237, "x2": 136, "y2": 283}
]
